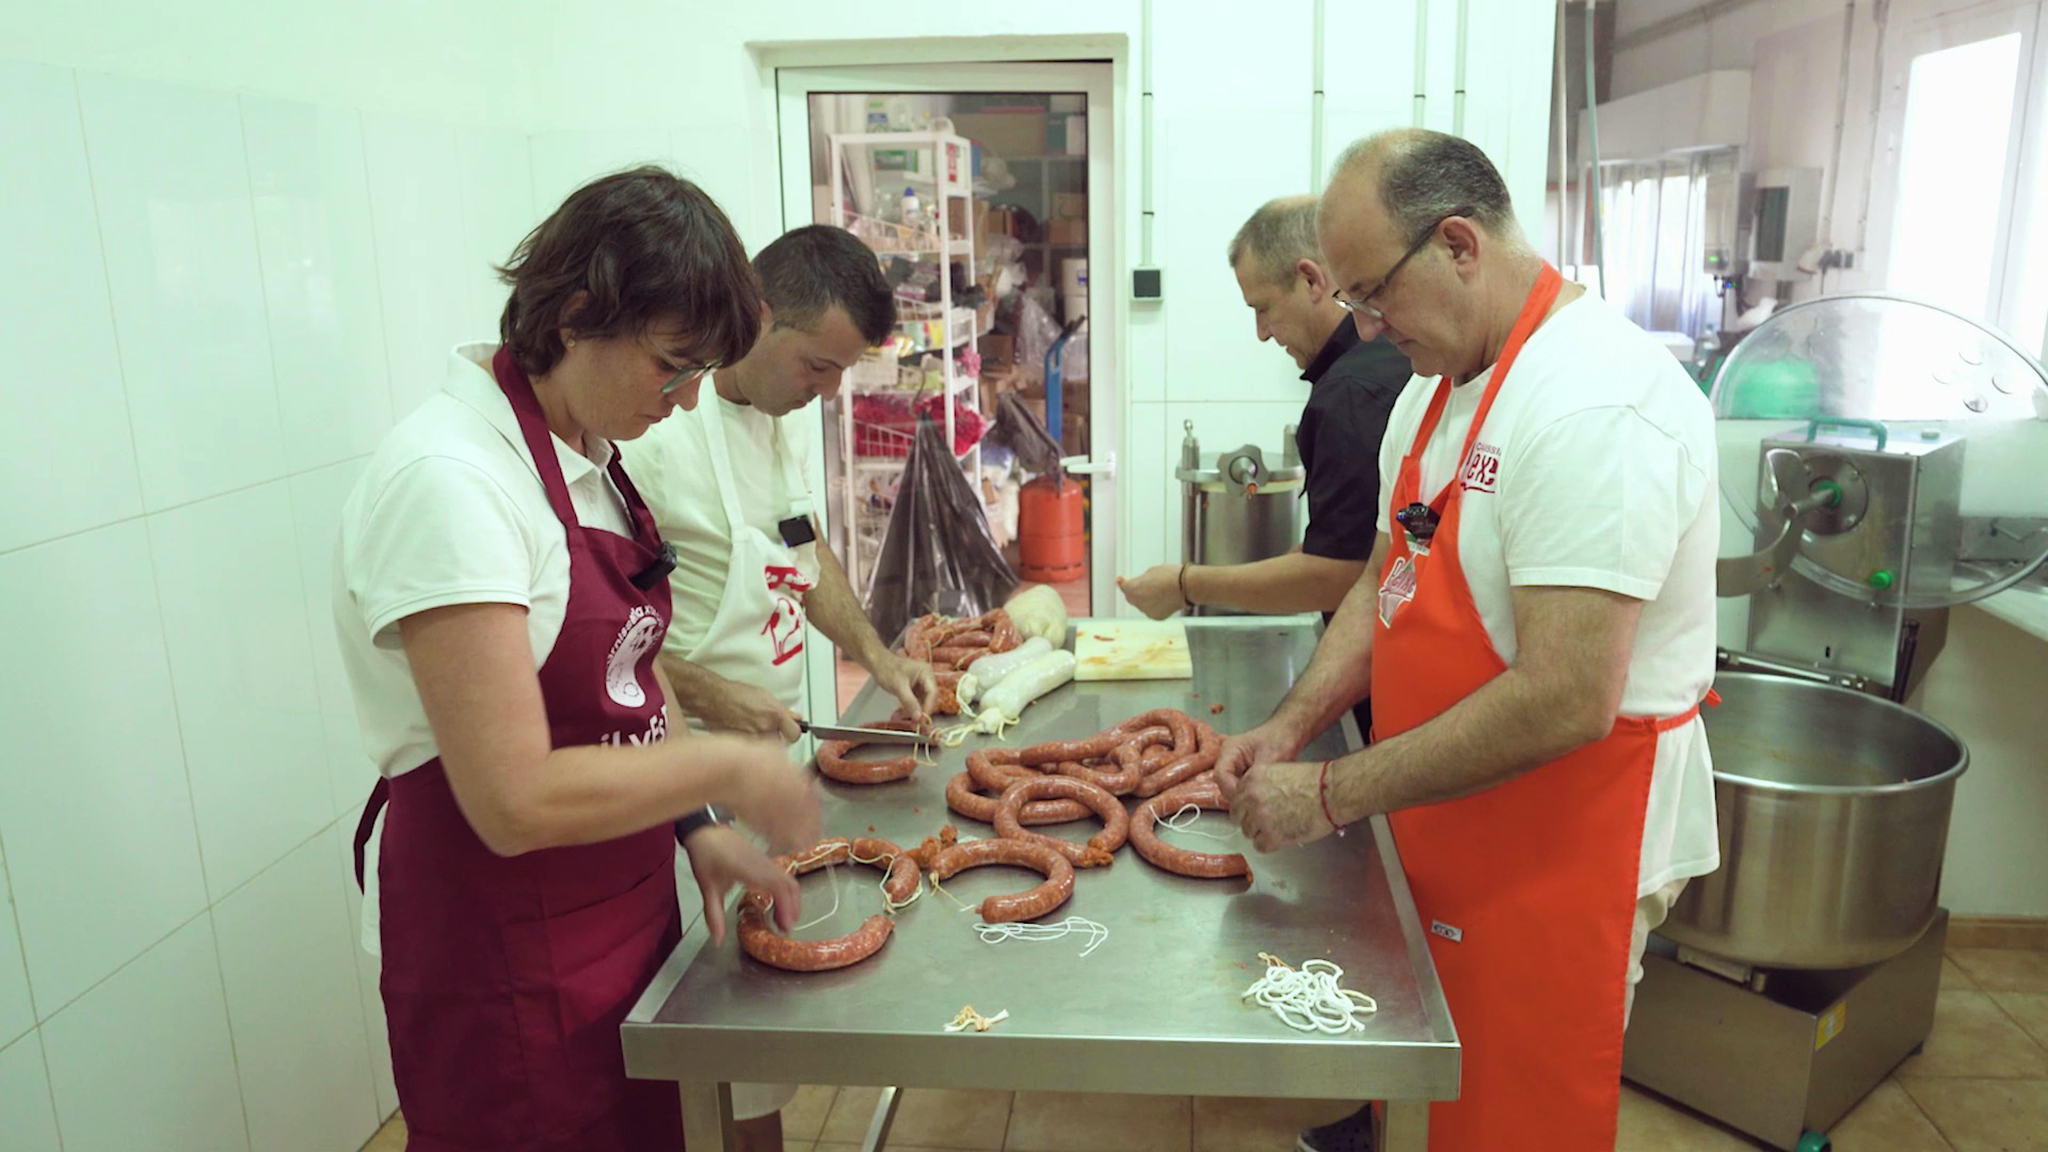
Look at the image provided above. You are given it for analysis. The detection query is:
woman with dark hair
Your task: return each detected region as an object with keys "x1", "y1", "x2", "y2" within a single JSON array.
[{"x1": 334, "y1": 167, "x2": 819, "y2": 1151}]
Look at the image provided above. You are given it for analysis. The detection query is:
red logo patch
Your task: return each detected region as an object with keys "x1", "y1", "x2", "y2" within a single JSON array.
[
  {"x1": 1378, "y1": 556, "x2": 1418, "y2": 626},
  {"x1": 1461, "y1": 441, "x2": 1501, "y2": 493}
]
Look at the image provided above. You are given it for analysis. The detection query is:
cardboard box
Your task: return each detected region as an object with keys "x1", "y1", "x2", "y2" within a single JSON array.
[
  {"x1": 950, "y1": 111, "x2": 1049, "y2": 159},
  {"x1": 1052, "y1": 192, "x2": 1088, "y2": 220},
  {"x1": 978, "y1": 333, "x2": 1015, "y2": 367},
  {"x1": 1048, "y1": 218, "x2": 1087, "y2": 245}
]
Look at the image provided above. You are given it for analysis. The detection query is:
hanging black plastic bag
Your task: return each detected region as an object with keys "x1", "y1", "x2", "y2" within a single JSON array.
[
  {"x1": 984, "y1": 392, "x2": 1066, "y2": 477},
  {"x1": 865, "y1": 412, "x2": 1020, "y2": 643}
]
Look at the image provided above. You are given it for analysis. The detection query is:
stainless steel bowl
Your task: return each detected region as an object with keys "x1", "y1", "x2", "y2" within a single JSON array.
[{"x1": 1659, "y1": 672, "x2": 1968, "y2": 970}]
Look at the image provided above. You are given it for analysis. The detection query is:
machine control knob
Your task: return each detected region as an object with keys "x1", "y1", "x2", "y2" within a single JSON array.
[{"x1": 1868, "y1": 569, "x2": 1895, "y2": 590}]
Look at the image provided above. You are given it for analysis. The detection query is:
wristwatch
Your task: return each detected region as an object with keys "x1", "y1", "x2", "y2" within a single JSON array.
[{"x1": 673, "y1": 804, "x2": 731, "y2": 845}]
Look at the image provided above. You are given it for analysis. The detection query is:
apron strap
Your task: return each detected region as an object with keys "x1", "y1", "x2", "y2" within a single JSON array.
[
  {"x1": 352, "y1": 776, "x2": 391, "y2": 891},
  {"x1": 697, "y1": 382, "x2": 753, "y2": 537},
  {"x1": 491, "y1": 346, "x2": 584, "y2": 532}
]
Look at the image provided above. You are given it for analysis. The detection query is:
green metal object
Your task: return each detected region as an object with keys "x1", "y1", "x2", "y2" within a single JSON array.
[
  {"x1": 1804, "y1": 418, "x2": 1889, "y2": 451},
  {"x1": 1715, "y1": 354, "x2": 1821, "y2": 418}
]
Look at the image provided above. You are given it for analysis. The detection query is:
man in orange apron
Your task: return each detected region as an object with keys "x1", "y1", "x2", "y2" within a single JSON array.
[{"x1": 1216, "y1": 130, "x2": 1721, "y2": 1151}]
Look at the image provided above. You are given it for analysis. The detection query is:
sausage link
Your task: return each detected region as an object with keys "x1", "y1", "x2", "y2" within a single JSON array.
[
  {"x1": 946, "y1": 629, "x2": 994, "y2": 648},
  {"x1": 1014, "y1": 730, "x2": 1134, "y2": 766},
  {"x1": 930, "y1": 836, "x2": 1077, "y2": 922},
  {"x1": 738, "y1": 834, "x2": 921, "y2": 971},
  {"x1": 1107, "y1": 708, "x2": 1199, "y2": 757},
  {"x1": 1135, "y1": 719, "x2": 1225, "y2": 798},
  {"x1": 946, "y1": 771, "x2": 1089, "y2": 825},
  {"x1": 905, "y1": 824, "x2": 960, "y2": 872},
  {"x1": 993, "y1": 776, "x2": 1130, "y2": 868},
  {"x1": 1128, "y1": 777, "x2": 1250, "y2": 880},
  {"x1": 927, "y1": 645, "x2": 990, "y2": 670},
  {"x1": 815, "y1": 719, "x2": 923, "y2": 784},
  {"x1": 848, "y1": 836, "x2": 921, "y2": 904},
  {"x1": 965, "y1": 747, "x2": 1034, "y2": 792},
  {"x1": 1049, "y1": 725, "x2": 1171, "y2": 795},
  {"x1": 987, "y1": 611, "x2": 1021, "y2": 653}
]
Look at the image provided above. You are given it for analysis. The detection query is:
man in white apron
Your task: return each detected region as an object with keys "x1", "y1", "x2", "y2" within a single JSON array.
[{"x1": 625, "y1": 224, "x2": 931, "y2": 1151}]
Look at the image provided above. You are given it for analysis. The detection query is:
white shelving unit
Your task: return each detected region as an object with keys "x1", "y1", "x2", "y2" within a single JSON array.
[{"x1": 828, "y1": 130, "x2": 988, "y2": 596}]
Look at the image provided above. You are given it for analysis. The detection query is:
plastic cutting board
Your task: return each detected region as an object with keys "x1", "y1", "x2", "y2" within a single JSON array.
[{"x1": 1072, "y1": 618, "x2": 1194, "y2": 681}]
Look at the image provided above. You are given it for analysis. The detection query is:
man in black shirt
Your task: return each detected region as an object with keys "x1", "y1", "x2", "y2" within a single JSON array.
[
  {"x1": 1118, "y1": 194, "x2": 1410, "y2": 620},
  {"x1": 1117, "y1": 195, "x2": 1409, "y2": 1152}
]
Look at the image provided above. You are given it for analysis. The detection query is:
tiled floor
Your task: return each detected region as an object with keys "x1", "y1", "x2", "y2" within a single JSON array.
[
  {"x1": 356, "y1": 941, "x2": 2048, "y2": 1151},
  {"x1": 834, "y1": 577, "x2": 1093, "y2": 714}
]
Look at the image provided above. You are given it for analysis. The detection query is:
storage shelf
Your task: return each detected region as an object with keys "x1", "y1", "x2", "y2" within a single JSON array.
[
  {"x1": 870, "y1": 239, "x2": 976, "y2": 258},
  {"x1": 831, "y1": 127, "x2": 987, "y2": 595}
]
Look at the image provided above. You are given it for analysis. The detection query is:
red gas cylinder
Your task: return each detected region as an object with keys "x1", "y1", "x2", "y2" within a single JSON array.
[{"x1": 1017, "y1": 475, "x2": 1086, "y2": 582}]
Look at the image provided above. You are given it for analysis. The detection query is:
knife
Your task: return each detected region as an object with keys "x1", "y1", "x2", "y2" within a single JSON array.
[{"x1": 798, "y1": 721, "x2": 929, "y2": 745}]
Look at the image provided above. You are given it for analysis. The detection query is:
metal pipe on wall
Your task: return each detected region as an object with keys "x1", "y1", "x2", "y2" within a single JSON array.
[
  {"x1": 1584, "y1": 0, "x2": 1607, "y2": 296},
  {"x1": 1556, "y1": 1, "x2": 1571, "y2": 267}
]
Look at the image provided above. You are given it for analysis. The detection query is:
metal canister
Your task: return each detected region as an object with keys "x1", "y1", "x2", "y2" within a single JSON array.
[{"x1": 1174, "y1": 421, "x2": 1307, "y2": 616}]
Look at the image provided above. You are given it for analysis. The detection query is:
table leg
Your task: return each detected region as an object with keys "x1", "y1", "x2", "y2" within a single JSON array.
[
  {"x1": 1380, "y1": 1099, "x2": 1429, "y2": 1152},
  {"x1": 678, "y1": 1081, "x2": 737, "y2": 1152},
  {"x1": 860, "y1": 1084, "x2": 902, "y2": 1152}
]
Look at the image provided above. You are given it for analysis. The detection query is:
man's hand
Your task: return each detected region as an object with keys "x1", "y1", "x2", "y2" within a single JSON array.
[
  {"x1": 1213, "y1": 722, "x2": 1303, "y2": 805},
  {"x1": 1116, "y1": 564, "x2": 1185, "y2": 620},
  {"x1": 867, "y1": 650, "x2": 936, "y2": 724},
  {"x1": 1230, "y1": 760, "x2": 1340, "y2": 853},
  {"x1": 681, "y1": 824, "x2": 800, "y2": 943},
  {"x1": 691, "y1": 675, "x2": 803, "y2": 743}
]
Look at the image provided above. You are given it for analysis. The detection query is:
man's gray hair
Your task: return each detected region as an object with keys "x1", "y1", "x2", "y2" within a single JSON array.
[
  {"x1": 1226, "y1": 195, "x2": 1324, "y2": 287},
  {"x1": 1330, "y1": 129, "x2": 1522, "y2": 244}
]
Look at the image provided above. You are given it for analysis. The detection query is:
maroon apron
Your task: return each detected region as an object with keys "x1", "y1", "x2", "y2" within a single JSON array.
[{"x1": 353, "y1": 347, "x2": 684, "y2": 1151}]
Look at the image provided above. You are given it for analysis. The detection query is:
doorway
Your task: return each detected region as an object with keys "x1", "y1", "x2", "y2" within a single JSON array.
[{"x1": 774, "y1": 63, "x2": 1117, "y2": 716}]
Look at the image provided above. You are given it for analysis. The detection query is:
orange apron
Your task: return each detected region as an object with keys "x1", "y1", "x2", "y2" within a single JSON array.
[{"x1": 1372, "y1": 265, "x2": 1701, "y2": 1149}]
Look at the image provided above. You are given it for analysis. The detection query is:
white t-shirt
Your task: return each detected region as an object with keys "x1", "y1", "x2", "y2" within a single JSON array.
[
  {"x1": 623, "y1": 384, "x2": 812, "y2": 663},
  {"x1": 1375, "y1": 293, "x2": 1722, "y2": 897},
  {"x1": 335, "y1": 343, "x2": 637, "y2": 952}
]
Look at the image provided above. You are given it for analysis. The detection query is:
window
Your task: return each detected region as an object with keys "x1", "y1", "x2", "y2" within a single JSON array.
[
  {"x1": 1596, "y1": 151, "x2": 1724, "y2": 342},
  {"x1": 1887, "y1": 33, "x2": 2024, "y2": 321}
]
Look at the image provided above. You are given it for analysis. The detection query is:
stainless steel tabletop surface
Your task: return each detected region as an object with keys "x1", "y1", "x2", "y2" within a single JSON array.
[{"x1": 623, "y1": 618, "x2": 1459, "y2": 1103}]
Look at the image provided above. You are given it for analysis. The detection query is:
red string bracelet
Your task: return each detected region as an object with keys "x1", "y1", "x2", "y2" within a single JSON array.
[{"x1": 1318, "y1": 759, "x2": 1345, "y2": 836}]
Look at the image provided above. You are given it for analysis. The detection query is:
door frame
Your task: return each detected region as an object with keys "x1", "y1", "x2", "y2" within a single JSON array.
[{"x1": 768, "y1": 57, "x2": 1122, "y2": 722}]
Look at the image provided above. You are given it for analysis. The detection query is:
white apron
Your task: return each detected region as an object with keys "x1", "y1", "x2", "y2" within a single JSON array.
[
  {"x1": 678, "y1": 394, "x2": 820, "y2": 714},
  {"x1": 674, "y1": 395, "x2": 818, "y2": 1121}
]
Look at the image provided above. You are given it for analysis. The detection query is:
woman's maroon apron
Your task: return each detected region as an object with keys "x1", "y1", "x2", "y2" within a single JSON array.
[{"x1": 353, "y1": 347, "x2": 685, "y2": 1150}]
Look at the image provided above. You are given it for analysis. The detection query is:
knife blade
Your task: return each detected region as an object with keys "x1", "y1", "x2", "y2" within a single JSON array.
[{"x1": 798, "y1": 721, "x2": 928, "y2": 745}]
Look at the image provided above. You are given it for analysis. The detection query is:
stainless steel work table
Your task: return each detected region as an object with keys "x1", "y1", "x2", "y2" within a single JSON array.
[{"x1": 623, "y1": 619, "x2": 1460, "y2": 1150}]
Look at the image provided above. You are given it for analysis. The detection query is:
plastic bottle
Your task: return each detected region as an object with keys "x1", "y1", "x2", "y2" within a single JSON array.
[{"x1": 901, "y1": 186, "x2": 922, "y2": 232}]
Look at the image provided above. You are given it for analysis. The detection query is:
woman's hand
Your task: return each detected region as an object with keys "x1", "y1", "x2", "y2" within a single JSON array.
[
  {"x1": 681, "y1": 824, "x2": 800, "y2": 942},
  {"x1": 720, "y1": 743, "x2": 823, "y2": 854}
]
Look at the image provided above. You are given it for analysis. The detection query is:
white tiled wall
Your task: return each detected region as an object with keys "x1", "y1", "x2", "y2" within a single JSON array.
[{"x1": 0, "y1": 57, "x2": 552, "y2": 1151}]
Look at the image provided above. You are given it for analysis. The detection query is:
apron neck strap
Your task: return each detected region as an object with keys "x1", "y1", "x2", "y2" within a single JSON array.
[
  {"x1": 697, "y1": 384, "x2": 752, "y2": 531},
  {"x1": 492, "y1": 346, "x2": 581, "y2": 530},
  {"x1": 1409, "y1": 262, "x2": 1567, "y2": 517}
]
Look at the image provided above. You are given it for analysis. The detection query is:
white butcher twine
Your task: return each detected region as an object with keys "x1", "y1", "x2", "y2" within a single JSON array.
[
  {"x1": 1243, "y1": 953, "x2": 1379, "y2": 1035},
  {"x1": 975, "y1": 916, "x2": 1109, "y2": 957},
  {"x1": 780, "y1": 842, "x2": 921, "y2": 933},
  {"x1": 927, "y1": 872, "x2": 1109, "y2": 957}
]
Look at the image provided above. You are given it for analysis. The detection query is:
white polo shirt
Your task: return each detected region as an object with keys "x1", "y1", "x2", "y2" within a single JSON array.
[
  {"x1": 335, "y1": 343, "x2": 634, "y2": 953},
  {"x1": 334, "y1": 343, "x2": 634, "y2": 780},
  {"x1": 1376, "y1": 293, "x2": 1722, "y2": 897}
]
